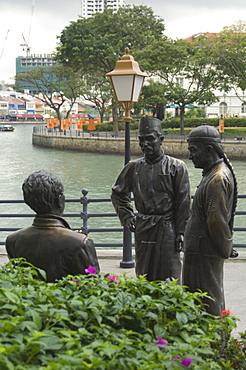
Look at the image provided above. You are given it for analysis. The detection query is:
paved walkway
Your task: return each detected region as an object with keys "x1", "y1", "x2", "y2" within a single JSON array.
[{"x1": 0, "y1": 250, "x2": 245, "y2": 338}]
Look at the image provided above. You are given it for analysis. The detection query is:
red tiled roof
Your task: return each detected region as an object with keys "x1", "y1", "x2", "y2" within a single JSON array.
[{"x1": 184, "y1": 32, "x2": 220, "y2": 43}]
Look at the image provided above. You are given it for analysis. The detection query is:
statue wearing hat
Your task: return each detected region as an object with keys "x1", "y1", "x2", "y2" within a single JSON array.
[
  {"x1": 183, "y1": 125, "x2": 238, "y2": 316},
  {"x1": 111, "y1": 117, "x2": 190, "y2": 281}
]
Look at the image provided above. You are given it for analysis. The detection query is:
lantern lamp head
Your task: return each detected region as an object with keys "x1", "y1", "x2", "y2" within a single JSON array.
[{"x1": 106, "y1": 48, "x2": 148, "y2": 103}]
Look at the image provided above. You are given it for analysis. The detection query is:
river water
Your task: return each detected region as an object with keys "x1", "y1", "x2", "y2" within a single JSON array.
[{"x1": 1, "y1": 123, "x2": 246, "y2": 246}]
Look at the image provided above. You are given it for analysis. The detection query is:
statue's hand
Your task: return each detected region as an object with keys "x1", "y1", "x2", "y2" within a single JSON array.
[
  {"x1": 176, "y1": 233, "x2": 184, "y2": 252},
  {"x1": 125, "y1": 216, "x2": 136, "y2": 232},
  {"x1": 230, "y1": 248, "x2": 238, "y2": 258}
]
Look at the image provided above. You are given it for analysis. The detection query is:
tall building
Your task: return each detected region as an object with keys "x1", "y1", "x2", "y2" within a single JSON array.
[
  {"x1": 15, "y1": 54, "x2": 58, "y2": 94},
  {"x1": 81, "y1": 0, "x2": 125, "y2": 18},
  {"x1": 16, "y1": 54, "x2": 57, "y2": 75}
]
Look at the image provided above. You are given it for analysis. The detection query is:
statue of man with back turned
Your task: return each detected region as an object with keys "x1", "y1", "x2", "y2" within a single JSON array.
[
  {"x1": 6, "y1": 170, "x2": 100, "y2": 282},
  {"x1": 111, "y1": 116, "x2": 190, "y2": 282},
  {"x1": 183, "y1": 125, "x2": 238, "y2": 316}
]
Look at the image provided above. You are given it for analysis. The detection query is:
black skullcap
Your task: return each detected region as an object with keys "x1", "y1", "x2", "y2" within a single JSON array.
[{"x1": 187, "y1": 125, "x2": 221, "y2": 143}]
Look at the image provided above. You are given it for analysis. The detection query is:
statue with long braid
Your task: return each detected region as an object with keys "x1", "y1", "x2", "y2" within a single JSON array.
[{"x1": 182, "y1": 125, "x2": 238, "y2": 316}]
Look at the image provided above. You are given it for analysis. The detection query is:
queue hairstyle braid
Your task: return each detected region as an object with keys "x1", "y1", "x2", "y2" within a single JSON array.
[
  {"x1": 211, "y1": 142, "x2": 238, "y2": 231},
  {"x1": 223, "y1": 153, "x2": 238, "y2": 231}
]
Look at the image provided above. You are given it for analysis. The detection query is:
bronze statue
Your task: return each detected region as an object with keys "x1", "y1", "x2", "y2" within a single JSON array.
[
  {"x1": 5, "y1": 170, "x2": 100, "y2": 282},
  {"x1": 111, "y1": 117, "x2": 190, "y2": 281},
  {"x1": 183, "y1": 125, "x2": 238, "y2": 316}
]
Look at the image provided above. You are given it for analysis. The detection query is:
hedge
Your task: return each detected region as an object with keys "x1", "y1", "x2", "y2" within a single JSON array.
[
  {"x1": 84, "y1": 118, "x2": 246, "y2": 132},
  {"x1": 162, "y1": 118, "x2": 246, "y2": 129},
  {"x1": 0, "y1": 259, "x2": 245, "y2": 369}
]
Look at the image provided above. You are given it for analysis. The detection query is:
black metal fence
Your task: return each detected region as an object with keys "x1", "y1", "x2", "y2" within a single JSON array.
[
  {"x1": 0, "y1": 189, "x2": 134, "y2": 267},
  {"x1": 0, "y1": 189, "x2": 124, "y2": 244},
  {"x1": 33, "y1": 125, "x2": 139, "y2": 140},
  {"x1": 33, "y1": 125, "x2": 243, "y2": 142},
  {"x1": 0, "y1": 190, "x2": 246, "y2": 265}
]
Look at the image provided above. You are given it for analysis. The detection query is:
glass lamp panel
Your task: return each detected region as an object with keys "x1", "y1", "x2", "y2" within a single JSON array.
[
  {"x1": 132, "y1": 75, "x2": 144, "y2": 102},
  {"x1": 111, "y1": 75, "x2": 134, "y2": 102}
]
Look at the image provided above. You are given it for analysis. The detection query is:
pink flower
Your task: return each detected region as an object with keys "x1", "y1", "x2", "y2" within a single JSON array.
[
  {"x1": 104, "y1": 274, "x2": 120, "y2": 284},
  {"x1": 85, "y1": 266, "x2": 97, "y2": 274},
  {"x1": 155, "y1": 336, "x2": 168, "y2": 349},
  {"x1": 180, "y1": 358, "x2": 192, "y2": 367}
]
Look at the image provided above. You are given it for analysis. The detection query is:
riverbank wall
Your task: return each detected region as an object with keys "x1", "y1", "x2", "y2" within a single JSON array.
[{"x1": 32, "y1": 133, "x2": 246, "y2": 160}]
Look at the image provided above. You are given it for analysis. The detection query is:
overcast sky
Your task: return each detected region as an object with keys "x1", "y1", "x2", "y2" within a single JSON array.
[{"x1": 1, "y1": 0, "x2": 246, "y2": 84}]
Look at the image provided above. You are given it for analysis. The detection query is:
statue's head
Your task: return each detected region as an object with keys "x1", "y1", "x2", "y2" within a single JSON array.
[
  {"x1": 187, "y1": 124, "x2": 221, "y2": 144},
  {"x1": 187, "y1": 125, "x2": 223, "y2": 169},
  {"x1": 22, "y1": 170, "x2": 65, "y2": 215},
  {"x1": 139, "y1": 116, "x2": 162, "y2": 136},
  {"x1": 138, "y1": 117, "x2": 164, "y2": 160}
]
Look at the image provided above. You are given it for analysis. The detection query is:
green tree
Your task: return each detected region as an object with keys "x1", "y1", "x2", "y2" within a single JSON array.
[
  {"x1": 79, "y1": 73, "x2": 111, "y2": 123},
  {"x1": 136, "y1": 38, "x2": 219, "y2": 134},
  {"x1": 55, "y1": 5, "x2": 165, "y2": 130},
  {"x1": 137, "y1": 80, "x2": 167, "y2": 118},
  {"x1": 184, "y1": 107, "x2": 206, "y2": 118},
  {"x1": 209, "y1": 21, "x2": 246, "y2": 96},
  {"x1": 15, "y1": 65, "x2": 82, "y2": 127}
]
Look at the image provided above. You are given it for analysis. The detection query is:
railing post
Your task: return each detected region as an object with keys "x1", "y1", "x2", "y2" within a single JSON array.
[{"x1": 80, "y1": 188, "x2": 89, "y2": 235}]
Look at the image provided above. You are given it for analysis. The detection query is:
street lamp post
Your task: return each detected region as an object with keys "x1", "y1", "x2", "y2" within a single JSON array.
[{"x1": 106, "y1": 47, "x2": 147, "y2": 268}]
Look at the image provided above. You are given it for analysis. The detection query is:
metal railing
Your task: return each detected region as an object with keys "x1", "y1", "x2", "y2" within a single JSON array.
[
  {"x1": 0, "y1": 189, "x2": 134, "y2": 267},
  {"x1": 33, "y1": 125, "x2": 246, "y2": 142},
  {"x1": 0, "y1": 189, "x2": 123, "y2": 242},
  {"x1": 0, "y1": 190, "x2": 246, "y2": 267},
  {"x1": 33, "y1": 125, "x2": 139, "y2": 140}
]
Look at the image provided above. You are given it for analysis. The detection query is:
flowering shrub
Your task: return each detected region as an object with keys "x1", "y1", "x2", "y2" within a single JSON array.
[{"x1": 0, "y1": 259, "x2": 245, "y2": 369}]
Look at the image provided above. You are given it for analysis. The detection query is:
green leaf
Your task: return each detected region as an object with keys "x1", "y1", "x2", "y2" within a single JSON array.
[
  {"x1": 36, "y1": 267, "x2": 47, "y2": 281},
  {"x1": 30, "y1": 310, "x2": 43, "y2": 330},
  {"x1": 176, "y1": 311, "x2": 188, "y2": 326},
  {"x1": 19, "y1": 320, "x2": 39, "y2": 332},
  {"x1": 106, "y1": 316, "x2": 117, "y2": 324},
  {"x1": 100, "y1": 346, "x2": 118, "y2": 358},
  {"x1": 39, "y1": 335, "x2": 63, "y2": 350},
  {"x1": 4, "y1": 291, "x2": 20, "y2": 304},
  {"x1": 115, "y1": 292, "x2": 133, "y2": 309},
  {"x1": 144, "y1": 312, "x2": 159, "y2": 321}
]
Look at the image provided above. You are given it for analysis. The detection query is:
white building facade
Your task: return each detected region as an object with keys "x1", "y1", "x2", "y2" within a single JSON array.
[
  {"x1": 206, "y1": 89, "x2": 246, "y2": 118},
  {"x1": 165, "y1": 75, "x2": 246, "y2": 118},
  {"x1": 81, "y1": 0, "x2": 125, "y2": 18}
]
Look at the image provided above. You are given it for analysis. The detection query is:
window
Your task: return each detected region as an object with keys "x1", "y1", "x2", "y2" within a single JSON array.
[
  {"x1": 176, "y1": 77, "x2": 184, "y2": 88},
  {"x1": 242, "y1": 103, "x2": 246, "y2": 113},
  {"x1": 219, "y1": 102, "x2": 227, "y2": 117}
]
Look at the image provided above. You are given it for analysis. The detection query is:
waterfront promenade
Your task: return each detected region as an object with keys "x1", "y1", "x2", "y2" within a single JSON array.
[
  {"x1": 32, "y1": 126, "x2": 246, "y2": 160},
  {"x1": 0, "y1": 248, "x2": 245, "y2": 337}
]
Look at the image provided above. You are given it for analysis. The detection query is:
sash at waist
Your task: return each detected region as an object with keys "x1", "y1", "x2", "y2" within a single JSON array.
[{"x1": 137, "y1": 211, "x2": 174, "y2": 222}]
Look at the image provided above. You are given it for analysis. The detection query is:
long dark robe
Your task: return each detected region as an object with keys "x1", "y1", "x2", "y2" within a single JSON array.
[
  {"x1": 183, "y1": 159, "x2": 234, "y2": 316},
  {"x1": 111, "y1": 151, "x2": 190, "y2": 281}
]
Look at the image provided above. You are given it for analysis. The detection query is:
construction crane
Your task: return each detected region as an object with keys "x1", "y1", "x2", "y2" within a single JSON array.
[
  {"x1": 0, "y1": 30, "x2": 10, "y2": 60},
  {"x1": 20, "y1": 34, "x2": 31, "y2": 57},
  {"x1": 20, "y1": 0, "x2": 35, "y2": 57}
]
